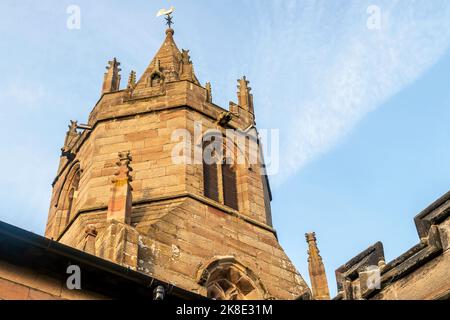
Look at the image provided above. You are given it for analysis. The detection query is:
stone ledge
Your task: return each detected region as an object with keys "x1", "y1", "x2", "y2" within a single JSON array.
[{"x1": 56, "y1": 192, "x2": 278, "y2": 242}]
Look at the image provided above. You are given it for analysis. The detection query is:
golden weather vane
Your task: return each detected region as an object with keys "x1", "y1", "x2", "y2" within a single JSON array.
[{"x1": 156, "y1": 6, "x2": 175, "y2": 28}]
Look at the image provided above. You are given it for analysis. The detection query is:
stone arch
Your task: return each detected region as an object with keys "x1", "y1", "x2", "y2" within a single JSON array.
[
  {"x1": 149, "y1": 70, "x2": 164, "y2": 87},
  {"x1": 198, "y1": 129, "x2": 250, "y2": 169},
  {"x1": 55, "y1": 162, "x2": 81, "y2": 236},
  {"x1": 199, "y1": 130, "x2": 253, "y2": 213},
  {"x1": 197, "y1": 257, "x2": 269, "y2": 300},
  {"x1": 55, "y1": 162, "x2": 81, "y2": 207}
]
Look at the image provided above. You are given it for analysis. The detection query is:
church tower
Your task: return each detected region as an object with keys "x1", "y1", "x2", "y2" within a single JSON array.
[{"x1": 45, "y1": 22, "x2": 310, "y2": 300}]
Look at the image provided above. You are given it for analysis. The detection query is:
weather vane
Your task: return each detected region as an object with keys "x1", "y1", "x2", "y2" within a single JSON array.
[{"x1": 156, "y1": 6, "x2": 175, "y2": 29}]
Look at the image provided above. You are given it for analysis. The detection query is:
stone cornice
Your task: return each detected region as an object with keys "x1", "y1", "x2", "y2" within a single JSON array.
[
  {"x1": 52, "y1": 102, "x2": 258, "y2": 187},
  {"x1": 56, "y1": 192, "x2": 277, "y2": 242}
]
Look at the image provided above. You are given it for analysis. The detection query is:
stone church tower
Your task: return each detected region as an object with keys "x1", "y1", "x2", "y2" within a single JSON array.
[{"x1": 45, "y1": 25, "x2": 310, "y2": 300}]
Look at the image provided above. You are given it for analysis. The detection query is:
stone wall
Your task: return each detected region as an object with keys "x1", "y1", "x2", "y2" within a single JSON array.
[
  {"x1": 0, "y1": 260, "x2": 104, "y2": 300},
  {"x1": 135, "y1": 197, "x2": 307, "y2": 299},
  {"x1": 335, "y1": 191, "x2": 450, "y2": 300}
]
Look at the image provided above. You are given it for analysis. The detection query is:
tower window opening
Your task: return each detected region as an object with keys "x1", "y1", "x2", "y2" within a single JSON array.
[
  {"x1": 203, "y1": 140, "x2": 220, "y2": 202},
  {"x1": 202, "y1": 139, "x2": 239, "y2": 211},
  {"x1": 150, "y1": 73, "x2": 162, "y2": 87},
  {"x1": 222, "y1": 159, "x2": 238, "y2": 210},
  {"x1": 58, "y1": 167, "x2": 81, "y2": 234}
]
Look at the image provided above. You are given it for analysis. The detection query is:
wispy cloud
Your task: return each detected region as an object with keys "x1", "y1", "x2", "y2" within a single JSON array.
[
  {"x1": 2, "y1": 83, "x2": 46, "y2": 106},
  {"x1": 248, "y1": 0, "x2": 450, "y2": 185}
]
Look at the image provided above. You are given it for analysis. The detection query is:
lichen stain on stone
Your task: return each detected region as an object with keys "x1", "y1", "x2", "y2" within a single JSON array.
[
  {"x1": 171, "y1": 244, "x2": 181, "y2": 260},
  {"x1": 138, "y1": 235, "x2": 149, "y2": 249}
]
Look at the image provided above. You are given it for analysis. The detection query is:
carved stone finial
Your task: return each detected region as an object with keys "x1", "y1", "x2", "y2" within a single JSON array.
[
  {"x1": 127, "y1": 70, "x2": 136, "y2": 90},
  {"x1": 306, "y1": 232, "x2": 317, "y2": 243},
  {"x1": 229, "y1": 76, "x2": 256, "y2": 126},
  {"x1": 306, "y1": 232, "x2": 330, "y2": 300},
  {"x1": 181, "y1": 49, "x2": 191, "y2": 64},
  {"x1": 238, "y1": 76, "x2": 250, "y2": 92},
  {"x1": 107, "y1": 151, "x2": 133, "y2": 225},
  {"x1": 113, "y1": 151, "x2": 133, "y2": 183},
  {"x1": 82, "y1": 224, "x2": 97, "y2": 255},
  {"x1": 69, "y1": 120, "x2": 78, "y2": 134},
  {"x1": 236, "y1": 76, "x2": 255, "y2": 118},
  {"x1": 118, "y1": 151, "x2": 132, "y2": 166},
  {"x1": 62, "y1": 120, "x2": 80, "y2": 154},
  {"x1": 206, "y1": 82, "x2": 212, "y2": 103},
  {"x1": 179, "y1": 49, "x2": 198, "y2": 83},
  {"x1": 102, "y1": 58, "x2": 122, "y2": 94}
]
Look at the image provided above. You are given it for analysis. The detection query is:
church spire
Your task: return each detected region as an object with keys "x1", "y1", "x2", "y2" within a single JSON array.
[
  {"x1": 306, "y1": 232, "x2": 331, "y2": 300},
  {"x1": 134, "y1": 10, "x2": 200, "y2": 92}
]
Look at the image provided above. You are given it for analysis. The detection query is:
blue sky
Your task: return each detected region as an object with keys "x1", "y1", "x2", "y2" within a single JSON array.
[{"x1": 1, "y1": 0, "x2": 450, "y2": 296}]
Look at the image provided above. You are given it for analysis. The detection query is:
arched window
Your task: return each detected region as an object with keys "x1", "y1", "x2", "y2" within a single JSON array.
[
  {"x1": 57, "y1": 167, "x2": 81, "y2": 234},
  {"x1": 203, "y1": 158, "x2": 220, "y2": 202},
  {"x1": 198, "y1": 258, "x2": 268, "y2": 300},
  {"x1": 202, "y1": 137, "x2": 239, "y2": 210},
  {"x1": 150, "y1": 73, "x2": 162, "y2": 87},
  {"x1": 202, "y1": 138, "x2": 220, "y2": 202}
]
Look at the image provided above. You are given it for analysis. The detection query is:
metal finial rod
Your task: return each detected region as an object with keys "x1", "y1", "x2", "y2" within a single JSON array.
[
  {"x1": 156, "y1": 6, "x2": 175, "y2": 28},
  {"x1": 165, "y1": 14, "x2": 174, "y2": 28}
]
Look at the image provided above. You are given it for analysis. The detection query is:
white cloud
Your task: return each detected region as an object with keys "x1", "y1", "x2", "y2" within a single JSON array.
[
  {"x1": 1, "y1": 82, "x2": 46, "y2": 107},
  {"x1": 248, "y1": 0, "x2": 450, "y2": 185}
]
